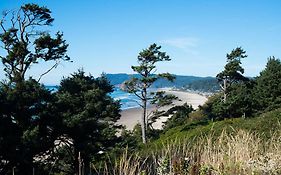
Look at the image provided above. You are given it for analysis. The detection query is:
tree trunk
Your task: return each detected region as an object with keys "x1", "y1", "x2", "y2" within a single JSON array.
[
  {"x1": 73, "y1": 146, "x2": 80, "y2": 175},
  {"x1": 141, "y1": 98, "x2": 147, "y2": 144},
  {"x1": 223, "y1": 78, "x2": 227, "y2": 103}
]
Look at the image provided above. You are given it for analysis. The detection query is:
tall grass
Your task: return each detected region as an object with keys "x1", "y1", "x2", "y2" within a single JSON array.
[{"x1": 94, "y1": 129, "x2": 281, "y2": 175}]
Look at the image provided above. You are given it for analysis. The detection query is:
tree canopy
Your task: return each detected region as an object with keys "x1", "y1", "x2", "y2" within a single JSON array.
[
  {"x1": 124, "y1": 43, "x2": 176, "y2": 143},
  {"x1": 0, "y1": 3, "x2": 70, "y2": 83},
  {"x1": 254, "y1": 57, "x2": 281, "y2": 112},
  {"x1": 0, "y1": 3, "x2": 70, "y2": 174},
  {"x1": 54, "y1": 70, "x2": 121, "y2": 174},
  {"x1": 216, "y1": 47, "x2": 248, "y2": 102},
  {"x1": 0, "y1": 79, "x2": 59, "y2": 174}
]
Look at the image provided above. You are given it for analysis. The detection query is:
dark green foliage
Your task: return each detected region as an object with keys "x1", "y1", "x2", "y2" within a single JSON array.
[
  {"x1": 124, "y1": 43, "x2": 175, "y2": 143},
  {"x1": 216, "y1": 47, "x2": 248, "y2": 83},
  {"x1": 54, "y1": 70, "x2": 121, "y2": 174},
  {"x1": 0, "y1": 3, "x2": 70, "y2": 83},
  {"x1": 151, "y1": 91, "x2": 178, "y2": 107},
  {"x1": 203, "y1": 81, "x2": 255, "y2": 120},
  {"x1": 153, "y1": 107, "x2": 281, "y2": 147},
  {"x1": 0, "y1": 79, "x2": 58, "y2": 174},
  {"x1": 254, "y1": 57, "x2": 281, "y2": 112},
  {"x1": 163, "y1": 103, "x2": 194, "y2": 130},
  {"x1": 148, "y1": 91, "x2": 179, "y2": 129},
  {"x1": 0, "y1": 4, "x2": 70, "y2": 174},
  {"x1": 202, "y1": 47, "x2": 252, "y2": 120},
  {"x1": 216, "y1": 47, "x2": 249, "y2": 103},
  {"x1": 184, "y1": 78, "x2": 220, "y2": 93},
  {"x1": 225, "y1": 81, "x2": 255, "y2": 117}
]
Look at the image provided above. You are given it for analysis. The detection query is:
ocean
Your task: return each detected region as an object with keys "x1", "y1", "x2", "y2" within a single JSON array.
[
  {"x1": 111, "y1": 87, "x2": 140, "y2": 110},
  {"x1": 46, "y1": 86, "x2": 139, "y2": 110}
]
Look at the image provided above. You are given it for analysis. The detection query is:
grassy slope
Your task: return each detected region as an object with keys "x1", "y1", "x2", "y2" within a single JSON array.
[
  {"x1": 152, "y1": 108, "x2": 281, "y2": 147},
  {"x1": 105, "y1": 108, "x2": 281, "y2": 174}
]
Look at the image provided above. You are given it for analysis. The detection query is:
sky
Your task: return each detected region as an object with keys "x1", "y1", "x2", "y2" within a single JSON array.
[{"x1": 0, "y1": 0, "x2": 281, "y2": 84}]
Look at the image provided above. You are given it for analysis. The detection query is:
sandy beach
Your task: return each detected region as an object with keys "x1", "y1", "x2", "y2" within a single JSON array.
[{"x1": 117, "y1": 89, "x2": 208, "y2": 130}]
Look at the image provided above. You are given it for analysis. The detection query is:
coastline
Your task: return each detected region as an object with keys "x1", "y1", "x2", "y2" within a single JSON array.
[{"x1": 117, "y1": 89, "x2": 208, "y2": 130}]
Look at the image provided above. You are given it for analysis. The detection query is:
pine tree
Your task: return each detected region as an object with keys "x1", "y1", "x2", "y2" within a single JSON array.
[
  {"x1": 254, "y1": 57, "x2": 281, "y2": 112},
  {"x1": 0, "y1": 3, "x2": 70, "y2": 83},
  {"x1": 124, "y1": 43, "x2": 176, "y2": 143},
  {"x1": 0, "y1": 4, "x2": 70, "y2": 174},
  {"x1": 216, "y1": 47, "x2": 248, "y2": 102},
  {"x1": 55, "y1": 70, "x2": 121, "y2": 174}
]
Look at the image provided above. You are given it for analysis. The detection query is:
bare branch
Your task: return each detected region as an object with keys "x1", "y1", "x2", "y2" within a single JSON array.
[
  {"x1": 133, "y1": 91, "x2": 144, "y2": 101},
  {"x1": 147, "y1": 110, "x2": 155, "y2": 119},
  {"x1": 10, "y1": 11, "x2": 16, "y2": 28},
  {"x1": 0, "y1": 11, "x2": 9, "y2": 33},
  {"x1": 135, "y1": 100, "x2": 144, "y2": 108},
  {"x1": 37, "y1": 61, "x2": 60, "y2": 82},
  {"x1": 219, "y1": 84, "x2": 225, "y2": 90},
  {"x1": 0, "y1": 22, "x2": 6, "y2": 33}
]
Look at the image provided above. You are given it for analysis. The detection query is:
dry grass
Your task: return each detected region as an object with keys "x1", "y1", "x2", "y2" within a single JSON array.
[{"x1": 94, "y1": 129, "x2": 281, "y2": 175}]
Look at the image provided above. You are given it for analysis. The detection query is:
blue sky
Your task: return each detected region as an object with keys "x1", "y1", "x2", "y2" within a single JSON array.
[{"x1": 0, "y1": 0, "x2": 281, "y2": 84}]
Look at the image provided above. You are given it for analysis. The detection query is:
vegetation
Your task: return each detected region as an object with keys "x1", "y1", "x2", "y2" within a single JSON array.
[
  {"x1": 102, "y1": 52, "x2": 281, "y2": 174},
  {"x1": 124, "y1": 43, "x2": 176, "y2": 143},
  {"x1": 253, "y1": 57, "x2": 281, "y2": 112},
  {"x1": 0, "y1": 79, "x2": 58, "y2": 174},
  {"x1": 53, "y1": 70, "x2": 121, "y2": 174},
  {"x1": 105, "y1": 73, "x2": 219, "y2": 92},
  {"x1": 0, "y1": 3, "x2": 281, "y2": 175},
  {"x1": 94, "y1": 107, "x2": 281, "y2": 174},
  {"x1": 96, "y1": 128, "x2": 281, "y2": 175},
  {"x1": 216, "y1": 47, "x2": 248, "y2": 103},
  {"x1": 0, "y1": 3, "x2": 70, "y2": 83},
  {"x1": 0, "y1": 3, "x2": 70, "y2": 174},
  {"x1": 162, "y1": 103, "x2": 194, "y2": 131},
  {"x1": 0, "y1": 4, "x2": 119, "y2": 175},
  {"x1": 184, "y1": 78, "x2": 219, "y2": 93}
]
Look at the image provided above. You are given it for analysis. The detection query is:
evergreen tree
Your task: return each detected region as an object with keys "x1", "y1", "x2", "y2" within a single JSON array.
[
  {"x1": 0, "y1": 3, "x2": 70, "y2": 83},
  {"x1": 0, "y1": 79, "x2": 59, "y2": 174},
  {"x1": 55, "y1": 70, "x2": 121, "y2": 174},
  {"x1": 204, "y1": 47, "x2": 252, "y2": 119},
  {"x1": 254, "y1": 57, "x2": 281, "y2": 112},
  {"x1": 163, "y1": 103, "x2": 194, "y2": 130},
  {"x1": 124, "y1": 43, "x2": 176, "y2": 143},
  {"x1": 216, "y1": 47, "x2": 248, "y2": 102},
  {"x1": 0, "y1": 4, "x2": 70, "y2": 174}
]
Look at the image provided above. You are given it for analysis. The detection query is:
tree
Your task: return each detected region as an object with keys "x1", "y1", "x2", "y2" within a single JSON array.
[
  {"x1": 0, "y1": 3, "x2": 70, "y2": 83},
  {"x1": 216, "y1": 47, "x2": 248, "y2": 103},
  {"x1": 0, "y1": 79, "x2": 59, "y2": 174},
  {"x1": 163, "y1": 103, "x2": 194, "y2": 130},
  {"x1": 124, "y1": 43, "x2": 176, "y2": 143},
  {"x1": 0, "y1": 4, "x2": 70, "y2": 174},
  {"x1": 211, "y1": 81, "x2": 254, "y2": 119},
  {"x1": 54, "y1": 70, "x2": 121, "y2": 174},
  {"x1": 201, "y1": 48, "x2": 251, "y2": 120},
  {"x1": 254, "y1": 57, "x2": 281, "y2": 112}
]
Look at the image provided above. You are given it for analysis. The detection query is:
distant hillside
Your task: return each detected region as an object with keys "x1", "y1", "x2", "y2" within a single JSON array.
[
  {"x1": 105, "y1": 73, "x2": 219, "y2": 92},
  {"x1": 184, "y1": 78, "x2": 220, "y2": 92}
]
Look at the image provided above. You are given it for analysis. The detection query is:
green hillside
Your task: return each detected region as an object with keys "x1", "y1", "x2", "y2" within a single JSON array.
[
  {"x1": 97, "y1": 108, "x2": 281, "y2": 175},
  {"x1": 105, "y1": 73, "x2": 219, "y2": 92},
  {"x1": 96, "y1": 54, "x2": 281, "y2": 175},
  {"x1": 154, "y1": 107, "x2": 281, "y2": 146}
]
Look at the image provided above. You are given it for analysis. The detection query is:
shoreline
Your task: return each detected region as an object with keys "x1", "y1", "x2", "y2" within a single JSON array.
[{"x1": 117, "y1": 89, "x2": 208, "y2": 130}]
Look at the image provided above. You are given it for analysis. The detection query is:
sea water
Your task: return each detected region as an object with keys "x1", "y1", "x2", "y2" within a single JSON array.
[
  {"x1": 110, "y1": 87, "x2": 140, "y2": 110},
  {"x1": 46, "y1": 86, "x2": 139, "y2": 110}
]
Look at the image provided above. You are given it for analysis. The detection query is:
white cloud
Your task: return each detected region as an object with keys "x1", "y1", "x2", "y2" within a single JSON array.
[{"x1": 160, "y1": 37, "x2": 199, "y2": 55}]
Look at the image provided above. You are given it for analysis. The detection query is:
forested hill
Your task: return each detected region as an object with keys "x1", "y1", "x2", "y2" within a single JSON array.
[{"x1": 105, "y1": 73, "x2": 220, "y2": 92}]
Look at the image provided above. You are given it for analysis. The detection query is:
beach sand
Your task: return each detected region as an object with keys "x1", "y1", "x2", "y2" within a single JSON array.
[{"x1": 117, "y1": 89, "x2": 208, "y2": 130}]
